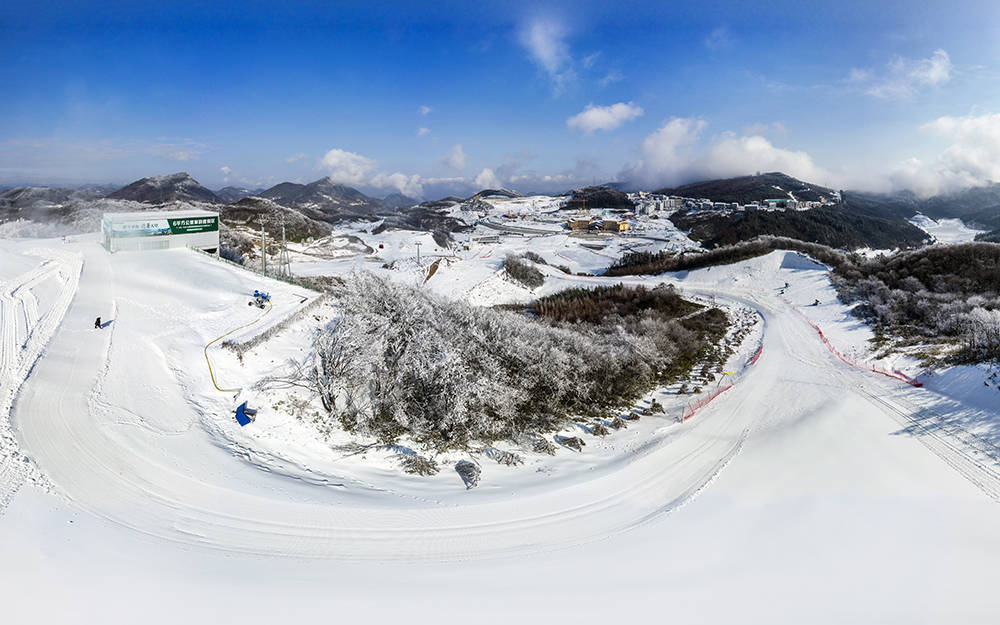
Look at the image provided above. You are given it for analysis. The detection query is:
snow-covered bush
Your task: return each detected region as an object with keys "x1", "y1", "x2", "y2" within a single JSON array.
[
  {"x1": 503, "y1": 254, "x2": 545, "y2": 289},
  {"x1": 590, "y1": 421, "x2": 610, "y2": 437},
  {"x1": 485, "y1": 447, "x2": 523, "y2": 466},
  {"x1": 521, "y1": 251, "x2": 547, "y2": 265},
  {"x1": 455, "y1": 460, "x2": 481, "y2": 489},
  {"x1": 833, "y1": 242, "x2": 1000, "y2": 363},
  {"x1": 219, "y1": 245, "x2": 245, "y2": 265},
  {"x1": 397, "y1": 453, "x2": 439, "y2": 476},
  {"x1": 555, "y1": 435, "x2": 585, "y2": 452},
  {"x1": 313, "y1": 272, "x2": 726, "y2": 450}
]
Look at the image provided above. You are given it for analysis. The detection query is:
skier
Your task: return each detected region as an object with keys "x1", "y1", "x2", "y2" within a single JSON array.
[
  {"x1": 812, "y1": 299, "x2": 820, "y2": 306},
  {"x1": 94, "y1": 316, "x2": 102, "y2": 329}
]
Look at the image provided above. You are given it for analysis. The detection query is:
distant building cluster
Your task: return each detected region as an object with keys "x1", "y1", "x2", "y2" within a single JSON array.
[
  {"x1": 629, "y1": 191, "x2": 839, "y2": 215},
  {"x1": 565, "y1": 218, "x2": 630, "y2": 233}
]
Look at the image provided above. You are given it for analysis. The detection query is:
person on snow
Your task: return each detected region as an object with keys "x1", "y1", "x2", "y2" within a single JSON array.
[{"x1": 94, "y1": 316, "x2": 102, "y2": 329}]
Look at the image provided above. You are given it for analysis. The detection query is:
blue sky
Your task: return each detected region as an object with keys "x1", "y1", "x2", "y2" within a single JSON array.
[{"x1": 2, "y1": 0, "x2": 1000, "y2": 198}]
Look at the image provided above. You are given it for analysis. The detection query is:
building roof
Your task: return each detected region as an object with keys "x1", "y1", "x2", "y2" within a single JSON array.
[{"x1": 102, "y1": 209, "x2": 218, "y2": 222}]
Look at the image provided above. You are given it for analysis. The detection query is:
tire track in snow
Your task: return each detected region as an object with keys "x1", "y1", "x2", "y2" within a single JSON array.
[
  {"x1": 0, "y1": 250, "x2": 81, "y2": 513},
  {"x1": 853, "y1": 383, "x2": 1000, "y2": 503}
]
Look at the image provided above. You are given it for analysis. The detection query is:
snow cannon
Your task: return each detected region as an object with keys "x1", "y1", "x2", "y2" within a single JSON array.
[
  {"x1": 235, "y1": 401, "x2": 257, "y2": 427},
  {"x1": 249, "y1": 290, "x2": 271, "y2": 309}
]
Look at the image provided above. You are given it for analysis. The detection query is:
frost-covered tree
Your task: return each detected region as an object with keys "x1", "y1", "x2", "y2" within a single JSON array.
[{"x1": 313, "y1": 271, "x2": 726, "y2": 450}]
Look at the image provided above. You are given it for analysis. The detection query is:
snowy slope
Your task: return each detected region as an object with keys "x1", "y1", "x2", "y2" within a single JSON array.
[
  {"x1": 0, "y1": 236, "x2": 999, "y2": 622},
  {"x1": 909, "y1": 213, "x2": 988, "y2": 243}
]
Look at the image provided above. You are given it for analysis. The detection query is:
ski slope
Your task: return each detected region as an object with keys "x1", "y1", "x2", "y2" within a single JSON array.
[
  {"x1": 0, "y1": 244, "x2": 82, "y2": 511},
  {"x1": 909, "y1": 213, "x2": 988, "y2": 243},
  {"x1": 1, "y1": 239, "x2": 999, "y2": 621}
]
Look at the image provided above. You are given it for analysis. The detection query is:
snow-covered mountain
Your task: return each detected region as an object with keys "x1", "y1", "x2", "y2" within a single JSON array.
[
  {"x1": 258, "y1": 176, "x2": 383, "y2": 221},
  {"x1": 107, "y1": 172, "x2": 221, "y2": 204},
  {"x1": 215, "y1": 185, "x2": 263, "y2": 203},
  {"x1": 219, "y1": 196, "x2": 332, "y2": 241},
  {"x1": 381, "y1": 192, "x2": 418, "y2": 209}
]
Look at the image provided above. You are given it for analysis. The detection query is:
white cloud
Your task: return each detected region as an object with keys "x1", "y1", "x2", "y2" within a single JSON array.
[
  {"x1": 419, "y1": 105, "x2": 432, "y2": 115},
  {"x1": 318, "y1": 148, "x2": 376, "y2": 185},
  {"x1": 741, "y1": 121, "x2": 787, "y2": 136},
  {"x1": 474, "y1": 167, "x2": 503, "y2": 189},
  {"x1": 417, "y1": 127, "x2": 431, "y2": 136},
  {"x1": 623, "y1": 118, "x2": 827, "y2": 188},
  {"x1": 440, "y1": 144, "x2": 466, "y2": 171},
  {"x1": 220, "y1": 165, "x2": 231, "y2": 175},
  {"x1": 520, "y1": 17, "x2": 575, "y2": 92},
  {"x1": 623, "y1": 117, "x2": 707, "y2": 186},
  {"x1": 370, "y1": 172, "x2": 425, "y2": 199},
  {"x1": 704, "y1": 26, "x2": 732, "y2": 50},
  {"x1": 582, "y1": 51, "x2": 601, "y2": 69},
  {"x1": 145, "y1": 139, "x2": 210, "y2": 162},
  {"x1": 567, "y1": 102, "x2": 644, "y2": 133},
  {"x1": 598, "y1": 71, "x2": 624, "y2": 87},
  {"x1": 285, "y1": 153, "x2": 307, "y2": 163},
  {"x1": 701, "y1": 134, "x2": 825, "y2": 183},
  {"x1": 888, "y1": 112, "x2": 1000, "y2": 196},
  {"x1": 853, "y1": 49, "x2": 953, "y2": 99}
]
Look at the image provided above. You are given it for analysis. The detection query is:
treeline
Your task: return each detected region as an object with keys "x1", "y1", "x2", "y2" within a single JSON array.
[
  {"x1": 534, "y1": 283, "x2": 698, "y2": 324},
  {"x1": 503, "y1": 254, "x2": 545, "y2": 289},
  {"x1": 975, "y1": 229, "x2": 1000, "y2": 244},
  {"x1": 606, "y1": 236, "x2": 850, "y2": 276},
  {"x1": 607, "y1": 237, "x2": 1000, "y2": 364},
  {"x1": 833, "y1": 242, "x2": 1000, "y2": 363},
  {"x1": 669, "y1": 204, "x2": 929, "y2": 250},
  {"x1": 313, "y1": 272, "x2": 728, "y2": 450}
]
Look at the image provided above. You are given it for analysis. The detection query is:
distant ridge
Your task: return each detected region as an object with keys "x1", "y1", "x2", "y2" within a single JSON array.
[
  {"x1": 107, "y1": 172, "x2": 221, "y2": 204},
  {"x1": 258, "y1": 177, "x2": 383, "y2": 221},
  {"x1": 215, "y1": 186, "x2": 263, "y2": 203},
  {"x1": 657, "y1": 172, "x2": 836, "y2": 204}
]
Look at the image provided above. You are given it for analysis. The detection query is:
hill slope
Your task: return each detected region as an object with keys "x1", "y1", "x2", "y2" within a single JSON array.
[
  {"x1": 107, "y1": 172, "x2": 221, "y2": 204},
  {"x1": 657, "y1": 172, "x2": 836, "y2": 203},
  {"x1": 670, "y1": 204, "x2": 930, "y2": 250},
  {"x1": 259, "y1": 177, "x2": 383, "y2": 221},
  {"x1": 215, "y1": 186, "x2": 263, "y2": 203}
]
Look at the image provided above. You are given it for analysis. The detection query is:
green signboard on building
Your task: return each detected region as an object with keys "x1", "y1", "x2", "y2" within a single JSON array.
[{"x1": 167, "y1": 216, "x2": 219, "y2": 234}]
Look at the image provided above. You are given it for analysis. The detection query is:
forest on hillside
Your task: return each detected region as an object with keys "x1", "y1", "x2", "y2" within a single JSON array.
[{"x1": 312, "y1": 273, "x2": 728, "y2": 450}]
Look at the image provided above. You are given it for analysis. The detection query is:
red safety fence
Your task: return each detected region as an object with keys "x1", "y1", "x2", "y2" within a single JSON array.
[
  {"x1": 749, "y1": 343, "x2": 764, "y2": 366},
  {"x1": 681, "y1": 383, "x2": 734, "y2": 421},
  {"x1": 779, "y1": 296, "x2": 922, "y2": 387}
]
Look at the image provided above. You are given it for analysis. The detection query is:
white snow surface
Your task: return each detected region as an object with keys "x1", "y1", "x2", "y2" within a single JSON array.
[
  {"x1": 0, "y1": 233, "x2": 999, "y2": 623},
  {"x1": 909, "y1": 213, "x2": 988, "y2": 243}
]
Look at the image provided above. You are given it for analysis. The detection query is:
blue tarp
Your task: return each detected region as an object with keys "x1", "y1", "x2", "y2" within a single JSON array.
[{"x1": 235, "y1": 401, "x2": 255, "y2": 426}]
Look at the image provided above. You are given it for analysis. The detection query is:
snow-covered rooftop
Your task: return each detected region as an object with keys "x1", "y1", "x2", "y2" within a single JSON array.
[{"x1": 102, "y1": 208, "x2": 219, "y2": 221}]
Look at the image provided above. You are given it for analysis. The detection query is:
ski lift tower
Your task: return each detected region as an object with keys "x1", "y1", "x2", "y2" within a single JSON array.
[
  {"x1": 258, "y1": 216, "x2": 268, "y2": 275},
  {"x1": 275, "y1": 218, "x2": 292, "y2": 279}
]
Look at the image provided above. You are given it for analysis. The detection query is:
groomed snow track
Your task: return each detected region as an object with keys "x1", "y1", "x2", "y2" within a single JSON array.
[
  {"x1": 10, "y1": 245, "x2": 1000, "y2": 560},
  {"x1": 0, "y1": 249, "x2": 82, "y2": 513}
]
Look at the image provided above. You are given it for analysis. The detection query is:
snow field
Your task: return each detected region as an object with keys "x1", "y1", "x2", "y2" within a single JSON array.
[
  {"x1": 0, "y1": 244, "x2": 82, "y2": 512},
  {"x1": 909, "y1": 213, "x2": 988, "y2": 243},
  {"x1": 1, "y1": 233, "x2": 999, "y2": 621}
]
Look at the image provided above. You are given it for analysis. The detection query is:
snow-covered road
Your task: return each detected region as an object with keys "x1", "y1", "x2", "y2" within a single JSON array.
[{"x1": 9, "y1": 243, "x2": 999, "y2": 564}]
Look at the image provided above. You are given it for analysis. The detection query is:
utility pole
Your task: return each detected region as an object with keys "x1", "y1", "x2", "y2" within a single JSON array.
[{"x1": 415, "y1": 241, "x2": 422, "y2": 264}]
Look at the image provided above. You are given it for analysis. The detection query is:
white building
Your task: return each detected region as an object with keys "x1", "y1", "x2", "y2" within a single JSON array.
[{"x1": 101, "y1": 209, "x2": 219, "y2": 253}]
